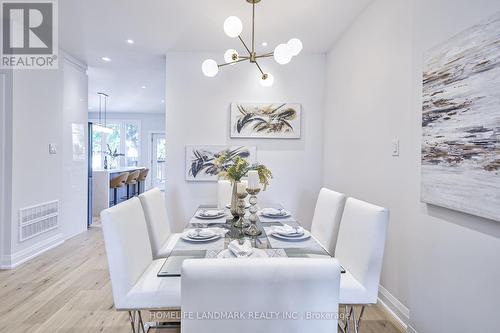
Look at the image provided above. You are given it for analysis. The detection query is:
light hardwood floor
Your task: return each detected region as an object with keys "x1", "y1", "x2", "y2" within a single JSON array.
[{"x1": 0, "y1": 225, "x2": 404, "y2": 333}]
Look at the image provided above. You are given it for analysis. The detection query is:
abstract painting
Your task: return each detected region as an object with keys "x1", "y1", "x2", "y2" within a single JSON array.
[
  {"x1": 185, "y1": 145, "x2": 256, "y2": 181},
  {"x1": 230, "y1": 103, "x2": 301, "y2": 138},
  {"x1": 421, "y1": 12, "x2": 500, "y2": 221}
]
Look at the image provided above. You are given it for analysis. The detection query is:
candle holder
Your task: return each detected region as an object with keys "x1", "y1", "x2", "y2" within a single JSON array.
[
  {"x1": 245, "y1": 188, "x2": 262, "y2": 236},
  {"x1": 233, "y1": 191, "x2": 249, "y2": 228}
]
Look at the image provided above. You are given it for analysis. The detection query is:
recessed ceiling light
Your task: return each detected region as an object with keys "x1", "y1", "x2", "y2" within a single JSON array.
[
  {"x1": 141, "y1": 85, "x2": 147, "y2": 89},
  {"x1": 126, "y1": 39, "x2": 134, "y2": 44},
  {"x1": 101, "y1": 57, "x2": 111, "y2": 62},
  {"x1": 161, "y1": 99, "x2": 165, "y2": 104},
  {"x1": 262, "y1": 41, "x2": 268, "y2": 47}
]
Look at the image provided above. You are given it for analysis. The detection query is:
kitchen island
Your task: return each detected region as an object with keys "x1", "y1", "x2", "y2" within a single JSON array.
[{"x1": 92, "y1": 166, "x2": 145, "y2": 216}]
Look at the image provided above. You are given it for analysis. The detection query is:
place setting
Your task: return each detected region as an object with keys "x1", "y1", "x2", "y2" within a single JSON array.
[
  {"x1": 180, "y1": 227, "x2": 229, "y2": 243},
  {"x1": 258, "y1": 207, "x2": 296, "y2": 223},
  {"x1": 266, "y1": 224, "x2": 311, "y2": 241},
  {"x1": 205, "y1": 239, "x2": 287, "y2": 259},
  {"x1": 190, "y1": 208, "x2": 228, "y2": 224}
]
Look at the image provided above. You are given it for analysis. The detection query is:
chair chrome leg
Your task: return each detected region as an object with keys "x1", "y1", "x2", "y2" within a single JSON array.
[
  {"x1": 354, "y1": 305, "x2": 365, "y2": 333},
  {"x1": 346, "y1": 305, "x2": 354, "y2": 333},
  {"x1": 128, "y1": 311, "x2": 137, "y2": 333},
  {"x1": 338, "y1": 306, "x2": 348, "y2": 333},
  {"x1": 138, "y1": 310, "x2": 146, "y2": 333}
]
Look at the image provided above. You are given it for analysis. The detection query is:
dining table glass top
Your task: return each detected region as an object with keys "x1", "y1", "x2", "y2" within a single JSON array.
[{"x1": 159, "y1": 205, "x2": 332, "y2": 277}]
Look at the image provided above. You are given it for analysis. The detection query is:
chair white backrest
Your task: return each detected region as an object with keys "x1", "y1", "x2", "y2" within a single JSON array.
[
  {"x1": 181, "y1": 258, "x2": 341, "y2": 333},
  {"x1": 310, "y1": 188, "x2": 347, "y2": 254},
  {"x1": 138, "y1": 188, "x2": 172, "y2": 257},
  {"x1": 101, "y1": 197, "x2": 153, "y2": 310},
  {"x1": 217, "y1": 180, "x2": 232, "y2": 209},
  {"x1": 335, "y1": 197, "x2": 389, "y2": 304}
]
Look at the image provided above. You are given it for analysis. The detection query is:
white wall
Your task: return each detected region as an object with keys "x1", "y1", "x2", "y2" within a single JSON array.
[
  {"x1": 10, "y1": 66, "x2": 65, "y2": 258},
  {"x1": 88, "y1": 111, "x2": 166, "y2": 188},
  {"x1": 324, "y1": 0, "x2": 500, "y2": 332},
  {"x1": 0, "y1": 72, "x2": 7, "y2": 264},
  {"x1": 165, "y1": 52, "x2": 325, "y2": 231},
  {"x1": 0, "y1": 70, "x2": 13, "y2": 268},
  {"x1": 61, "y1": 55, "x2": 89, "y2": 239},
  {"x1": 2, "y1": 54, "x2": 89, "y2": 268}
]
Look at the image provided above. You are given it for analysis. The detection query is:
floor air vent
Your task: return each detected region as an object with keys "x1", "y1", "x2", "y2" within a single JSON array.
[{"x1": 19, "y1": 200, "x2": 59, "y2": 242}]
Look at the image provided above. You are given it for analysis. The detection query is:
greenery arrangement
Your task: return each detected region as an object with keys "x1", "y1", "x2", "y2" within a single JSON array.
[
  {"x1": 105, "y1": 144, "x2": 125, "y2": 159},
  {"x1": 215, "y1": 155, "x2": 273, "y2": 190}
]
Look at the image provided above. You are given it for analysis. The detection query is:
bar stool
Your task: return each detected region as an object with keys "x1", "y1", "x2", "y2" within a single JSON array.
[
  {"x1": 109, "y1": 172, "x2": 129, "y2": 206},
  {"x1": 136, "y1": 168, "x2": 150, "y2": 194},
  {"x1": 124, "y1": 170, "x2": 140, "y2": 200}
]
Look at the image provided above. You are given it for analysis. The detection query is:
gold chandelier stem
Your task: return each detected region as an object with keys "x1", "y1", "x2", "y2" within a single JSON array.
[{"x1": 252, "y1": 2, "x2": 255, "y2": 54}]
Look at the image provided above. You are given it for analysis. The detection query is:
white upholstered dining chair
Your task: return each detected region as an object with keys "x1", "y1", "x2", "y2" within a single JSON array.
[
  {"x1": 310, "y1": 188, "x2": 347, "y2": 255},
  {"x1": 138, "y1": 188, "x2": 180, "y2": 259},
  {"x1": 335, "y1": 197, "x2": 389, "y2": 333},
  {"x1": 181, "y1": 258, "x2": 341, "y2": 333},
  {"x1": 101, "y1": 197, "x2": 180, "y2": 333}
]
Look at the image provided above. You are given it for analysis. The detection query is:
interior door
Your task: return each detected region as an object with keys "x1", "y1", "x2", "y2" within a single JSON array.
[{"x1": 150, "y1": 133, "x2": 166, "y2": 190}]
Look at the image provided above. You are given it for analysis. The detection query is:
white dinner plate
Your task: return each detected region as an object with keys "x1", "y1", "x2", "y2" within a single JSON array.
[
  {"x1": 260, "y1": 211, "x2": 291, "y2": 218},
  {"x1": 271, "y1": 230, "x2": 311, "y2": 241},
  {"x1": 181, "y1": 234, "x2": 221, "y2": 242},
  {"x1": 277, "y1": 230, "x2": 304, "y2": 238},
  {"x1": 186, "y1": 229, "x2": 218, "y2": 239},
  {"x1": 195, "y1": 212, "x2": 226, "y2": 220},
  {"x1": 217, "y1": 248, "x2": 268, "y2": 258}
]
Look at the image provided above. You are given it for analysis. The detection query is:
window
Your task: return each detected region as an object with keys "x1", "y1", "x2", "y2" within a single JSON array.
[
  {"x1": 92, "y1": 131, "x2": 102, "y2": 170},
  {"x1": 126, "y1": 123, "x2": 139, "y2": 167},
  {"x1": 90, "y1": 119, "x2": 141, "y2": 169}
]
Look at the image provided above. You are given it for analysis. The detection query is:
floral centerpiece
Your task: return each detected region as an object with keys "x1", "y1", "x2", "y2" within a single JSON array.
[
  {"x1": 215, "y1": 155, "x2": 272, "y2": 190},
  {"x1": 214, "y1": 153, "x2": 272, "y2": 218}
]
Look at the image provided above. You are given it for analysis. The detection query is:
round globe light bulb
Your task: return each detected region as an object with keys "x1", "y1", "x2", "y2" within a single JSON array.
[
  {"x1": 224, "y1": 49, "x2": 239, "y2": 63},
  {"x1": 287, "y1": 38, "x2": 303, "y2": 56},
  {"x1": 260, "y1": 73, "x2": 274, "y2": 87},
  {"x1": 273, "y1": 44, "x2": 292, "y2": 65},
  {"x1": 223, "y1": 16, "x2": 243, "y2": 38},
  {"x1": 202, "y1": 59, "x2": 219, "y2": 77}
]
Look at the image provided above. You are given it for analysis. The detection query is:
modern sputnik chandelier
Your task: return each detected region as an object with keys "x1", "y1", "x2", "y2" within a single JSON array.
[{"x1": 201, "y1": 0, "x2": 303, "y2": 87}]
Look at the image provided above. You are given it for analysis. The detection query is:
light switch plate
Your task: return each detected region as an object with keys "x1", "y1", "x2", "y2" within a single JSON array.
[
  {"x1": 49, "y1": 144, "x2": 57, "y2": 154},
  {"x1": 392, "y1": 139, "x2": 400, "y2": 157}
]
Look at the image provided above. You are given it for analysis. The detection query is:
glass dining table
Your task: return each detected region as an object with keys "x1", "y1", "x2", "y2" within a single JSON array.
[{"x1": 158, "y1": 205, "x2": 333, "y2": 277}]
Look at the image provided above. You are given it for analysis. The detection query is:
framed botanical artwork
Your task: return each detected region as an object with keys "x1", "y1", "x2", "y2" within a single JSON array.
[
  {"x1": 185, "y1": 145, "x2": 257, "y2": 182},
  {"x1": 421, "y1": 11, "x2": 500, "y2": 221},
  {"x1": 230, "y1": 103, "x2": 301, "y2": 139}
]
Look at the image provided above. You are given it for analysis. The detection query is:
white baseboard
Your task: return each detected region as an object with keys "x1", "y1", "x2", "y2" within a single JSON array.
[
  {"x1": 0, "y1": 233, "x2": 64, "y2": 269},
  {"x1": 377, "y1": 284, "x2": 410, "y2": 330}
]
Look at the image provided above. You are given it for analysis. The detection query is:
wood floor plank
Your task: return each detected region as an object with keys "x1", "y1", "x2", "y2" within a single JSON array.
[{"x1": 0, "y1": 224, "x2": 404, "y2": 333}]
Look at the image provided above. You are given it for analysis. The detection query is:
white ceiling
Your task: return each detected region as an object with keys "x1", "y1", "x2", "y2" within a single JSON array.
[{"x1": 60, "y1": 0, "x2": 372, "y2": 113}]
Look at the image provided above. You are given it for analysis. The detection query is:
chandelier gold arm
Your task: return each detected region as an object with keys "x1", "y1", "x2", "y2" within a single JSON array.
[
  {"x1": 255, "y1": 53, "x2": 274, "y2": 59},
  {"x1": 217, "y1": 57, "x2": 250, "y2": 68},
  {"x1": 254, "y1": 60, "x2": 264, "y2": 75}
]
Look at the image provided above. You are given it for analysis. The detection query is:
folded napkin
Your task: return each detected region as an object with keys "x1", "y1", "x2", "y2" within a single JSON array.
[
  {"x1": 228, "y1": 239, "x2": 254, "y2": 257},
  {"x1": 198, "y1": 209, "x2": 225, "y2": 217},
  {"x1": 186, "y1": 227, "x2": 228, "y2": 238},
  {"x1": 270, "y1": 224, "x2": 304, "y2": 236},
  {"x1": 260, "y1": 208, "x2": 287, "y2": 216}
]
